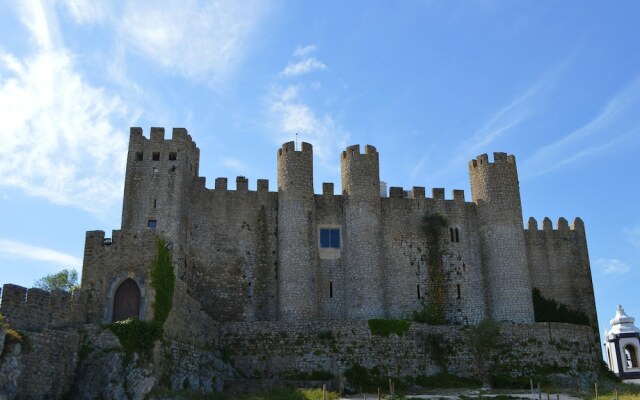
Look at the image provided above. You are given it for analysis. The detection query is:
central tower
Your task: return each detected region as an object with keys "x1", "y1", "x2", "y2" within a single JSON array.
[{"x1": 341, "y1": 144, "x2": 385, "y2": 319}]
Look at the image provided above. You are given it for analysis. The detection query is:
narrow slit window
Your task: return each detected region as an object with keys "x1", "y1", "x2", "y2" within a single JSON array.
[
  {"x1": 135, "y1": 152, "x2": 143, "y2": 161},
  {"x1": 168, "y1": 152, "x2": 177, "y2": 161},
  {"x1": 462, "y1": 263, "x2": 466, "y2": 272},
  {"x1": 153, "y1": 199, "x2": 157, "y2": 209},
  {"x1": 456, "y1": 284, "x2": 461, "y2": 299},
  {"x1": 450, "y1": 228, "x2": 455, "y2": 242},
  {"x1": 455, "y1": 228, "x2": 460, "y2": 242},
  {"x1": 147, "y1": 219, "x2": 157, "y2": 229},
  {"x1": 329, "y1": 281, "x2": 333, "y2": 298},
  {"x1": 248, "y1": 282, "x2": 253, "y2": 298},
  {"x1": 417, "y1": 284, "x2": 421, "y2": 299},
  {"x1": 152, "y1": 152, "x2": 160, "y2": 161}
]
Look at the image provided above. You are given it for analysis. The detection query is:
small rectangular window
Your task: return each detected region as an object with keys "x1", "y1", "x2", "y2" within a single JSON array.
[
  {"x1": 135, "y1": 152, "x2": 143, "y2": 161},
  {"x1": 320, "y1": 228, "x2": 340, "y2": 248},
  {"x1": 148, "y1": 220, "x2": 157, "y2": 229},
  {"x1": 152, "y1": 152, "x2": 160, "y2": 161},
  {"x1": 169, "y1": 152, "x2": 177, "y2": 161}
]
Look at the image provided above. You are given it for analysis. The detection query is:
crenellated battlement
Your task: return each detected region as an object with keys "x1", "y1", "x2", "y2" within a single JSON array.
[
  {"x1": 130, "y1": 126, "x2": 198, "y2": 151},
  {"x1": 525, "y1": 217, "x2": 586, "y2": 234},
  {"x1": 194, "y1": 176, "x2": 272, "y2": 193},
  {"x1": 0, "y1": 284, "x2": 79, "y2": 330},
  {"x1": 341, "y1": 144, "x2": 378, "y2": 160},
  {"x1": 386, "y1": 186, "x2": 467, "y2": 202},
  {"x1": 468, "y1": 152, "x2": 516, "y2": 169},
  {"x1": 278, "y1": 141, "x2": 312, "y2": 156}
]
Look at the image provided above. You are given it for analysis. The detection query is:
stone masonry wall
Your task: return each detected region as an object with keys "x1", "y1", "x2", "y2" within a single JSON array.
[
  {"x1": 0, "y1": 285, "x2": 79, "y2": 331},
  {"x1": 186, "y1": 178, "x2": 279, "y2": 322},
  {"x1": 80, "y1": 229, "x2": 158, "y2": 324},
  {"x1": 218, "y1": 321, "x2": 599, "y2": 381},
  {"x1": 525, "y1": 217, "x2": 599, "y2": 329},
  {"x1": 381, "y1": 188, "x2": 487, "y2": 324}
]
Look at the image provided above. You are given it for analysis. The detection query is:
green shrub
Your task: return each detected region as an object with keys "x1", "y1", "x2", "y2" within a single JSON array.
[
  {"x1": 368, "y1": 319, "x2": 411, "y2": 337},
  {"x1": 0, "y1": 312, "x2": 22, "y2": 343},
  {"x1": 532, "y1": 288, "x2": 590, "y2": 325},
  {"x1": 414, "y1": 372, "x2": 480, "y2": 388},
  {"x1": 108, "y1": 318, "x2": 162, "y2": 356},
  {"x1": 344, "y1": 363, "x2": 389, "y2": 391}
]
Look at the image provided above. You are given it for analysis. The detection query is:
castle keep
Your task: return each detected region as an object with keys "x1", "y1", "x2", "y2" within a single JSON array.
[{"x1": 0, "y1": 127, "x2": 601, "y2": 398}]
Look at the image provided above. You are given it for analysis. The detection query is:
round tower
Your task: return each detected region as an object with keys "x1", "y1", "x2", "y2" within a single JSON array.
[
  {"x1": 277, "y1": 141, "x2": 318, "y2": 320},
  {"x1": 468, "y1": 152, "x2": 534, "y2": 323},
  {"x1": 341, "y1": 144, "x2": 385, "y2": 319}
]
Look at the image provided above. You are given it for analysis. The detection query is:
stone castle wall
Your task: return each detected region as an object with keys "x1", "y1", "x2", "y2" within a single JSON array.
[
  {"x1": 0, "y1": 285, "x2": 80, "y2": 331},
  {"x1": 218, "y1": 321, "x2": 599, "y2": 380},
  {"x1": 525, "y1": 217, "x2": 598, "y2": 327}
]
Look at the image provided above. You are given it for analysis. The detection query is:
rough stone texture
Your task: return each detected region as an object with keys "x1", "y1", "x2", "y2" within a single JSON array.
[
  {"x1": 469, "y1": 153, "x2": 535, "y2": 323},
  {"x1": 0, "y1": 329, "x2": 79, "y2": 400},
  {"x1": 218, "y1": 321, "x2": 599, "y2": 380}
]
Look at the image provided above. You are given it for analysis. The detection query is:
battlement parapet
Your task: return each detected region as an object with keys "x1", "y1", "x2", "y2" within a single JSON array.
[
  {"x1": 130, "y1": 127, "x2": 197, "y2": 149},
  {"x1": 525, "y1": 217, "x2": 586, "y2": 234},
  {"x1": 341, "y1": 144, "x2": 378, "y2": 160},
  {"x1": 383, "y1": 186, "x2": 467, "y2": 202},
  {"x1": 468, "y1": 152, "x2": 516, "y2": 169},
  {"x1": 197, "y1": 176, "x2": 272, "y2": 193},
  {"x1": 0, "y1": 284, "x2": 78, "y2": 330},
  {"x1": 278, "y1": 141, "x2": 312, "y2": 156}
]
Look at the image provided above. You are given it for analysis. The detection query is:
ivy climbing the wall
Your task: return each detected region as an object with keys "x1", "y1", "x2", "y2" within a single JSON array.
[
  {"x1": 107, "y1": 239, "x2": 175, "y2": 358},
  {"x1": 419, "y1": 212, "x2": 448, "y2": 325},
  {"x1": 532, "y1": 288, "x2": 589, "y2": 326}
]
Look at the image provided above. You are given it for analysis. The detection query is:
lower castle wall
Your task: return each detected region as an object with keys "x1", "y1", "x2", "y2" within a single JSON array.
[
  {"x1": 218, "y1": 321, "x2": 599, "y2": 380},
  {"x1": 0, "y1": 328, "x2": 79, "y2": 399}
]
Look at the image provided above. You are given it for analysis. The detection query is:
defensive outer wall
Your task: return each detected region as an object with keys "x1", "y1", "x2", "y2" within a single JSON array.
[{"x1": 0, "y1": 127, "x2": 601, "y2": 398}]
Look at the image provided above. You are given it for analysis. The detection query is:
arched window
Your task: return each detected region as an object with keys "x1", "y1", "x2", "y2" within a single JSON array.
[
  {"x1": 455, "y1": 228, "x2": 460, "y2": 242},
  {"x1": 112, "y1": 279, "x2": 141, "y2": 322},
  {"x1": 450, "y1": 228, "x2": 455, "y2": 242},
  {"x1": 625, "y1": 344, "x2": 639, "y2": 368}
]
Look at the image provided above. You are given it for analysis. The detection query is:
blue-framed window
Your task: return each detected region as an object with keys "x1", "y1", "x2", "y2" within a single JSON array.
[
  {"x1": 148, "y1": 219, "x2": 157, "y2": 229},
  {"x1": 320, "y1": 228, "x2": 340, "y2": 248}
]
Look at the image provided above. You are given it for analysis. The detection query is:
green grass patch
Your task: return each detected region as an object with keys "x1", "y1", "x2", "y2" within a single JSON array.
[
  {"x1": 0, "y1": 312, "x2": 22, "y2": 343},
  {"x1": 368, "y1": 319, "x2": 411, "y2": 337}
]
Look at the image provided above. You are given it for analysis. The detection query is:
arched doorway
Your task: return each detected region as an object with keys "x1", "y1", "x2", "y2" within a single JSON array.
[{"x1": 112, "y1": 278, "x2": 141, "y2": 322}]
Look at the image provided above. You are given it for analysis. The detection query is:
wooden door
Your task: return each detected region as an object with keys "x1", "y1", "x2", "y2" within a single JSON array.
[{"x1": 112, "y1": 279, "x2": 141, "y2": 322}]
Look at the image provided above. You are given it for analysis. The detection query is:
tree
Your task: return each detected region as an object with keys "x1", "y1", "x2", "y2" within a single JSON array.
[{"x1": 34, "y1": 268, "x2": 79, "y2": 292}]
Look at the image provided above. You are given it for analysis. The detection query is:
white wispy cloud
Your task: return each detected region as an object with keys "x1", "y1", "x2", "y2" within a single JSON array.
[
  {"x1": 267, "y1": 84, "x2": 349, "y2": 165},
  {"x1": 293, "y1": 45, "x2": 317, "y2": 58},
  {"x1": 411, "y1": 68, "x2": 557, "y2": 182},
  {"x1": 60, "y1": 0, "x2": 109, "y2": 24},
  {"x1": 624, "y1": 227, "x2": 640, "y2": 248},
  {"x1": 0, "y1": 239, "x2": 82, "y2": 267},
  {"x1": 595, "y1": 258, "x2": 631, "y2": 275},
  {"x1": 521, "y1": 76, "x2": 640, "y2": 178},
  {"x1": 0, "y1": 0, "x2": 132, "y2": 215},
  {"x1": 118, "y1": 0, "x2": 269, "y2": 83},
  {"x1": 281, "y1": 58, "x2": 327, "y2": 77}
]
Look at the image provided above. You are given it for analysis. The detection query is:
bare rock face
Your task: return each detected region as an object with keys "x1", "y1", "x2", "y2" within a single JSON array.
[{"x1": 126, "y1": 366, "x2": 157, "y2": 400}]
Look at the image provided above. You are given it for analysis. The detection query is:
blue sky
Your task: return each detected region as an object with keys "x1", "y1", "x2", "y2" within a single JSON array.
[{"x1": 0, "y1": 0, "x2": 639, "y2": 333}]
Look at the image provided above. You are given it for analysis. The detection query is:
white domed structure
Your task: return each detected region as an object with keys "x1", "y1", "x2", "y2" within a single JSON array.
[{"x1": 605, "y1": 305, "x2": 640, "y2": 383}]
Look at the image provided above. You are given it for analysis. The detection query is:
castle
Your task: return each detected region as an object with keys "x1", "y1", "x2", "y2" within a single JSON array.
[
  {"x1": 82, "y1": 126, "x2": 596, "y2": 326},
  {"x1": 0, "y1": 127, "x2": 602, "y2": 398}
]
